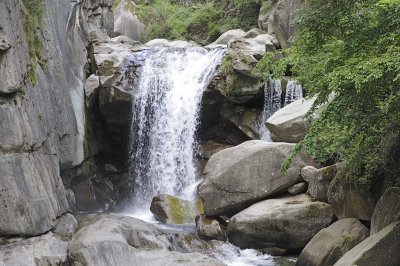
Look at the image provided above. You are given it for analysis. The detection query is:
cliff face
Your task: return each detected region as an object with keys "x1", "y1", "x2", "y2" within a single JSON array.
[{"x1": 0, "y1": 0, "x2": 113, "y2": 236}]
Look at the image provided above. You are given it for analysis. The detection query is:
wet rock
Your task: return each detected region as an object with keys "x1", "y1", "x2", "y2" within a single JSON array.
[
  {"x1": 198, "y1": 140, "x2": 315, "y2": 216},
  {"x1": 259, "y1": 247, "x2": 287, "y2": 256},
  {"x1": 334, "y1": 222, "x2": 400, "y2": 266},
  {"x1": 0, "y1": 232, "x2": 68, "y2": 266},
  {"x1": 196, "y1": 215, "x2": 225, "y2": 241},
  {"x1": 68, "y1": 214, "x2": 226, "y2": 266},
  {"x1": 297, "y1": 218, "x2": 369, "y2": 266},
  {"x1": 53, "y1": 213, "x2": 78, "y2": 240},
  {"x1": 266, "y1": 97, "x2": 315, "y2": 143},
  {"x1": 301, "y1": 165, "x2": 337, "y2": 202},
  {"x1": 222, "y1": 107, "x2": 261, "y2": 140},
  {"x1": 198, "y1": 141, "x2": 233, "y2": 160},
  {"x1": 66, "y1": 188, "x2": 77, "y2": 211},
  {"x1": 227, "y1": 194, "x2": 334, "y2": 250},
  {"x1": 370, "y1": 187, "x2": 400, "y2": 235},
  {"x1": 150, "y1": 194, "x2": 204, "y2": 224},
  {"x1": 288, "y1": 182, "x2": 307, "y2": 195},
  {"x1": 328, "y1": 171, "x2": 376, "y2": 221}
]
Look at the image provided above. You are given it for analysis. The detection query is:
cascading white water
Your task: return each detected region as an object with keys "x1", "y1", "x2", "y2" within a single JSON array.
[
  {"x1": 128, "y1": 46, "x2": 225, "y2": 212},
  {"x1": 258, "y1": 79, "x2": 282, "y2": 141},
  {"x1": 284, "y1": 79, "x2": 303, "y2": 106}
]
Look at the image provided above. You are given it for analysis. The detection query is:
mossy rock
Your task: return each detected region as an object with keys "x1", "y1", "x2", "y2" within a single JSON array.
[{"x1": 150, "y1": 194, "x2": 204, "y2": 224}]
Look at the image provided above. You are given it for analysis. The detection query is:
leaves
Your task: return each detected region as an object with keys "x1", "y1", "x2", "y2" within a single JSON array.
[{"x1": 259, "y1": 0, "x2": 400, "y2": 189}]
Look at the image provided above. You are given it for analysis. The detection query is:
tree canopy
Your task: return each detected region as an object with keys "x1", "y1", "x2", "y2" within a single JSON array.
[{"x1": 257, "y1": 0, "x2": 400, "y2": 191}]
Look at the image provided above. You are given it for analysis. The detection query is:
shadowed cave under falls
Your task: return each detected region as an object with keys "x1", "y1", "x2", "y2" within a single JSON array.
[{"x1": 126, "y1": 46, "x2": 226, "y2": 215}]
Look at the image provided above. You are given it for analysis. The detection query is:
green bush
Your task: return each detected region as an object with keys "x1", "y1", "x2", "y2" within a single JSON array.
[
  {"x1": 257, "y1": 0, "x2": 400, "y2": 191},
  {"x1": 20, "y1": 0, "x2": 46, "y2": 84},
  {"x1": 135, "y1": 0, "x2": 261, "y2": 43}
]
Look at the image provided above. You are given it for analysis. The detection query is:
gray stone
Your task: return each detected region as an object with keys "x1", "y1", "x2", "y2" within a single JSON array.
[
  {"x1": 301, "y1": 165, "x2": 337, "y2": 202},
  {"x1": 0, "y1": 0, "x2": 113, "y2": 236},
  {"x1": 244, "y1": 28, "x2": 267, "y2": 38},
  {"x1": 288, "y1": 182, "x2": 307, "y2": 195},
  {"x1": 227, "y1": 36, "x2": 275, "y2": 77},
  {"x1": 371, "y1": 187, "x2": 400, "y2": 235},
  {"x1": 53, "y1": 213, "x2": 78, "y2": 240},
  {"x1": 150, "y1": 194, "x2": 204, "y2": 224},
  {"x1": 258, "y1": 0, "x2": 304, "y2": 48},
  {"x1": 227, "y1": 194, "x2": 334, "y2": 250},
  {"x1": 334, "y1": 222, "x2": 400, "y2": 266},
  {"x1": 0, "y1": 232, "x2": 68, "y2": 266},
  {"x1": 66, "y1": 188, "x2": 77, "y2": 211},
  {"x1": 297, "y1": 218, "x2": 369, "y2": 266},
  {"x1": 266, "y1": 97, "x2": 315, "y2": 143},
  {"x1": 328, "y1": 171, "x2": 376, "y2": 221},
  {"x1": 198, "y1": 140, "x2": 315, "y2": 216},
  {"x1": 198, "y1": 141, "x2": 233, "y2": 160},
  {"x1": 224, "y1": 108, "x2": 261, "y2": 140},
  {"x1": 195, "y1": 215, "x2": 225, "y2": 241},
  {"x1": 68, "y1": 214, "x2": 226, "y2": 266},
  {"x1": 0, "y1": 31, "x2": 11, "y2": 51},
  {"x1": 210, "y1": 29, "x2": 247, "y2": 45},
  {"x1": 113, "y1": 0, "x2": 145, "y2": 41}
]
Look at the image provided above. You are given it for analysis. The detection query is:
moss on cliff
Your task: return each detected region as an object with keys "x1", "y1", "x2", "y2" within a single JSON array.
[{"x1": 20, "y1": 0, "x2": 46, "y2": 84}]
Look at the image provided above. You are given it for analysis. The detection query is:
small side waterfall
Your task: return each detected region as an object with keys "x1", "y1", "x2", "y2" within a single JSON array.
[
  {"x1": 128, "y1": 47, "x2": 225, "y2": 212},
  {"x1": 258, "y1": 79, "x2": 303, "y2": 141},
  {"x1": 284, "y1": 80, "x2": 303, "y2": 106},
  {"x1": 258, "y1": 79, "x2": 282, "y2": 141}
]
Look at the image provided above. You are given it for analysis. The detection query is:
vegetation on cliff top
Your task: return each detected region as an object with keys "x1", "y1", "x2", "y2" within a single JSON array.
[
  {"x1": 257, "y1": 0, "x2": 400, "y2": 191},
  {"x1": 20, "y1": 0, "x2": 46, "y2": 84},
  {"x1": 135, "y1": 0, "x2": 261, "y2": 44}
]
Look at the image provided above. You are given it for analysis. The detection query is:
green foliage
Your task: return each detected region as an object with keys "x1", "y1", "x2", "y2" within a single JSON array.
[
  {"x1": 20, "y1": 0, "x2": 46, "y2": 84},
  {"x1": 136, "y1": 0, "x2": 261, "y2": 43},
  {"x1": 258, "y1": 0, "x2": 400, "y2": 190}
]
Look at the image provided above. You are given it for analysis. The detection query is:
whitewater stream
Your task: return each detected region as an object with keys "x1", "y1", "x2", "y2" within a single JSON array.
[{"x1": 123, "y1": 45, "x2": 295, "y2": 266}]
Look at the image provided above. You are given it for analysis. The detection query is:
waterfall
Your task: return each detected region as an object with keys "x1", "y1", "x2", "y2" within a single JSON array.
[
  {"x1": 258, "y1": 79, "x2": 282, "y2": 141},
  {"x1": 128, "y1": 47, "x2": 225, "y2": 211},
  {"x1": 284, "y1": 79, "x2": 303, "y2": 106}
]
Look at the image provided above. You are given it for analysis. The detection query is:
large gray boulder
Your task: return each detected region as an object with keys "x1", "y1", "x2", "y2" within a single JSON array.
[
  {"x1": 0, "y1": 232, "x2": 68, "y2": 266},
  {"x1": 210, "y1": 29, "x2": 246, "y2": 46},
  {"x1": 198, "y1": 140, "x2": 314, "y2": 216},
  {"x1": 297, "y1": 218, "x2": 369, "y2": 266},
  {"x1": 68, "y1": 214, "x2": 226, "y2": 266},
  {"x1": 227, "y1": 36, "x2": 276, "y2": 77},
  {"x1": 258, "y1": 0, "x2": 304, "y2": 48},
  {"x1": 334, "y1": 222, "x2": 400, "y2": 266},
  {"x1": 227, "y1": 194, "x2": 334, "y2": 250},
  {"x1": 301, "y1": 165, "x2": 337, "y2": 202},
  {"x1": 328, "y1": 171, "x2": 377, "y2": 221},
  {"x1": 266, "y1": 97, "x2": 315, "y2": 143},
  {"x1": 370, "y1": 187, "x2": 400, "y2": 235},
  {"x1": 113, "y1": 0, "x2": 145, "y2": 41},
  {"x1": 150, "y1": 194, "x2": 204, "y2": 224},
  {"x1": 52, "y1": 213, "x2": 78, "y2": 240}
]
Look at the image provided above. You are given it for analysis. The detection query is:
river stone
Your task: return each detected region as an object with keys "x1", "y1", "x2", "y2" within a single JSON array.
[
  {"x1": 297, "y1": 218, "x2": 369, "y2": 266},
  {"x1": 328, "y1": 171, "x2": 376, "y2": 221},
  {"x1": 227, "y1": 194, "x2": 334, "y2": 250},
  {"x1": 198, "y1": 141, "x2": 233, "y2": 160},
  {"x1": 195, "y1": 215, "x2": 225, "y2": 241},
  {"x1": 150, "y1": 194, "x2": 204, "y2": 224},
  {"x1": 288, "y1": 182, "x2": 307, "y2": 195},
  {"x1": 334, "y1": 222, "x2": 400, "y2": 266},
  {"x1": 224, "y1": 108, "x2": 261, "y2": 140},
  {"x1": 68, "y1": 214, "x2": 225, "y2": 266},
  {"x1": 301, "y1": 165, "x2": 337, "y2": 202},
  {"x1": 198, "y1": 140, "x2": 314, "y2": 216},
  {"x1": 0, "y1": 232, "x2": 68, "y2": 266},
  {"x1": 266, "y1": 97, "x2": 315, "y2": 143},
  {"x1": 370, "y1": 187, "x2": 400, "y2": 235},
  {"x1": 52, "y1": 213, "x2": 78, "y2": 240},
  {"x1": 211, "y1": 29, "x2": 247, "y2": 45}
]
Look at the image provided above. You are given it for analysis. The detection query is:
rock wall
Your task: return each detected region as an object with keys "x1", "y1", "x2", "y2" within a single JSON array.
[{"x1": 0, "y1": 0, "x2": 113, "y2": 236}]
